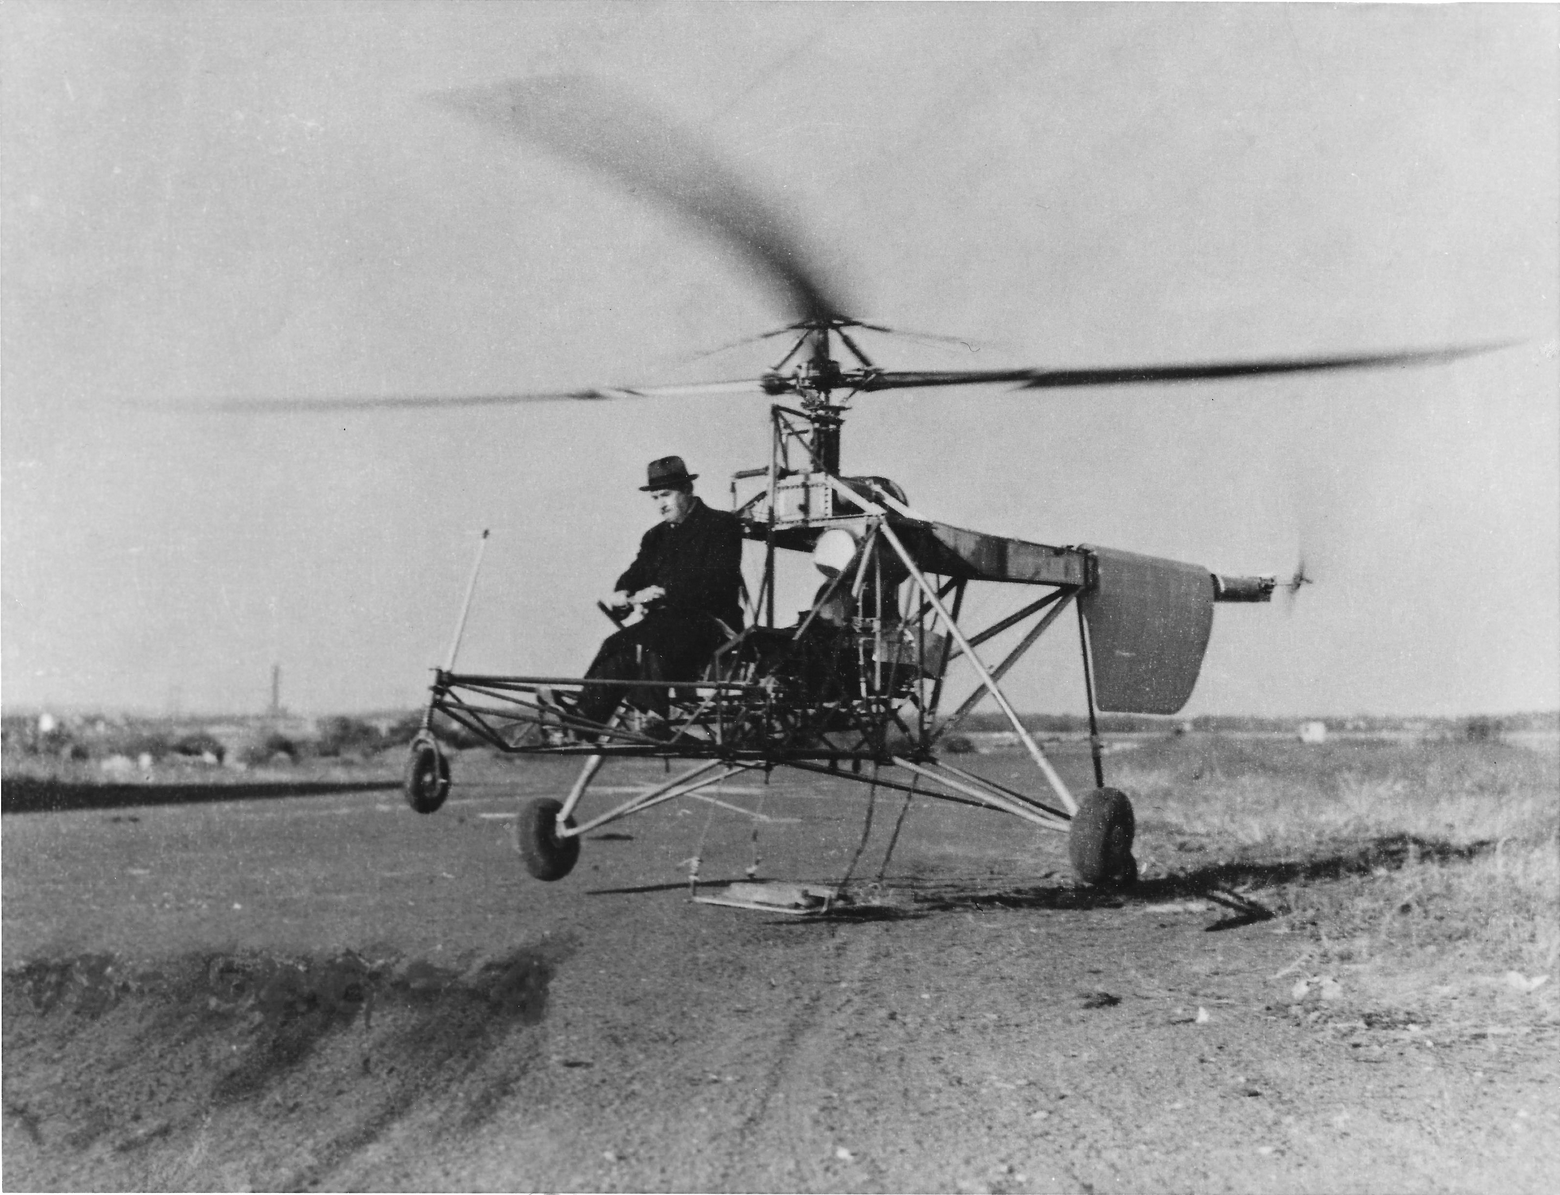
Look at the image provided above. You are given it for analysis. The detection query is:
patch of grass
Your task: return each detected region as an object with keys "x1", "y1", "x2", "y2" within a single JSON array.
[
  {"x1": 1112, "y1": 737, "x2": 1559, "y2": 987},
  {"x1": 1287, "y1": 842, "x2": 1559, "y2": 976}
]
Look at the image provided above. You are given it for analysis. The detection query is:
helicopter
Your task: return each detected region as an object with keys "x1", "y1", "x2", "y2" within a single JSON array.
[
  {"x1": 258, "y1": 77, "x2": 1498, "y2": 897},
  {"x1": 401, "y1": 309, "x2": 1363, "y2": 895}
]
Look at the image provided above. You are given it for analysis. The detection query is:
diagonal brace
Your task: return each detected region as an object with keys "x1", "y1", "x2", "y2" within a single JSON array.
[
  {"x1": 559, "y1": 760, "x2": 759, "y2": 837},
  {"x1": 939, "y1": 591, "x2": 1076, "y2": 738},
  {"x1": 875, "y1": 519, "x2": 1078, "y2": 815}
]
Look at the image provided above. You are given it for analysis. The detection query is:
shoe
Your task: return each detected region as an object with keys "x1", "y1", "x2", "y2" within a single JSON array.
[
  {"x1": 638, "y1": 715, "x2": 676, "y2": 743},
  {"x1": 537, "y1": 687, "x2": 591, "y2": 745}
]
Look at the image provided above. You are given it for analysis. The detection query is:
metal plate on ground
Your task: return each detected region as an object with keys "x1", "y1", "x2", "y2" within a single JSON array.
[{"x1": 692, "y1": 882, "x2": 839, "y2": 915}]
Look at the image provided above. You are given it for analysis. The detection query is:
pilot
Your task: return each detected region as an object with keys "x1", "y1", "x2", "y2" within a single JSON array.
[{"x1": 574, "y1": 456, "x2": 744, "y2": 729}]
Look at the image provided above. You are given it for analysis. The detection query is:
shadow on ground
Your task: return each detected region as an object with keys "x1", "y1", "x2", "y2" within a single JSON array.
[
  {"x1": 587, "y1": 835, "x2": 1496, "y2": 928},
  {"x1": 904, "y1": 832, "x2": 1496, "y2": 915}
]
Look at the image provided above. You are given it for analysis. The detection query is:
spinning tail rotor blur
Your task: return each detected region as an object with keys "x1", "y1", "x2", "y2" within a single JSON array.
[{"x1": 1282, "y1": 555, "x2": 1314, "y2": 615}]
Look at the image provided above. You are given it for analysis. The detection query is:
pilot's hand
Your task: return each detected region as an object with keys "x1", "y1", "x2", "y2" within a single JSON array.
[
  {"x1": 630, "y1": 585, "x2": 666, "y2": 607},
  {"x1": 603, "y1": 590, "x2": 633, "y2": 610}
]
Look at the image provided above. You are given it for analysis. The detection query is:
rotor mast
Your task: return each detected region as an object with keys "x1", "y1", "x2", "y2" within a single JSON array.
[
  {"x1": 805, "y1": 325, "x2": 845, "y2": 474},
  {"x1": 769, "y1": 317, "x2": 872, "y2": 476}
]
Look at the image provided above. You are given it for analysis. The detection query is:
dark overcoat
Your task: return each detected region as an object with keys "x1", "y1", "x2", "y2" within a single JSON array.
[
  {"x1": 579, "y1": 498, "x2": 745, "y2": 720},
  {"x1": 613, "y1": 497, "x2": 744, "y2": 631}
]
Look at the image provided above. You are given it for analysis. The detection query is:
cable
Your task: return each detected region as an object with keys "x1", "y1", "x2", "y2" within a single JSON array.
[
  {"x1": 746, "y1": 783, "x2": 766, "y2": 879},
  {"x1": 838, "y1": 763, "x2": 879, "y2": 894},
  {"x1": 687, "y1": 777, "x2": 721, "y2": 896},
  {"x1": 876, "y1": 773, "x2": 920, "y2": 886}
]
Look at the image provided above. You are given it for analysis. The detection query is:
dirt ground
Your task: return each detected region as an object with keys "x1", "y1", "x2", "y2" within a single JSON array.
[{"x1": 4, "y1": 746, "x2": 1557, "y2": 1192}]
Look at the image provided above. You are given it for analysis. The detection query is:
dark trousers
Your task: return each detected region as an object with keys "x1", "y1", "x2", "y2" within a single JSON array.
[{"x1": 578, "y1": 611, "x2": 728, "y2": 725}]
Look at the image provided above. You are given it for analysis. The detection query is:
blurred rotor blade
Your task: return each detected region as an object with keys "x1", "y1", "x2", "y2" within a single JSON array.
[
  {"x1": 181, "y1": 378, "x2": 771, "y2": 414},
  {"x1": 856, "y1": 368, "x2": 1037, "y2": 392},
  {"x1": 848, "y1": 322, "x2": 996, "y2": 354},
  {"x1": 1282, "y1": 554, "x2": 1315, "y2": 616},
  {"x1": 854, "y1": 342, "x2": 1513, "y2": 394},
  {"x1": 433, "y1": 76, "x2": 850, "y2": 324},
  {"x1": 677, "y1": 325, "x2": 804, "y2": 369},
  {"x1": 585, "y1": 378, "x2": 772, "y2": 400}
]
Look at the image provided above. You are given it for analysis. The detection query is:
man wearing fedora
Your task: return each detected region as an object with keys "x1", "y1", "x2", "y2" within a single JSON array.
[{"x1": 574, "y1": 456, "x2": 744, "y2": 729}]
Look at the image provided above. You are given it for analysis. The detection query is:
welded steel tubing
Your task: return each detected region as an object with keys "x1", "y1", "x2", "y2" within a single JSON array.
[
  {"x1": 927, "y1": 578, "x2": 965, "y2": 722},
  {"x1": 558, "y1": 754, "x2": 607, "y2": 821},
  {"x1": 955, "y1": 590, "x2": 1066, "y2": 655},
  {"x1": 812, "y1": 470, "x2": 1076, "y2": 811},
  {"x1": 447, "y1": 674, "x2": 761, "y2": 692},
  {"x1": 560, "y1": 760, "x2": 749, "y2": 837},
  {"x1": 1077, "y1": 604, "x2": 1106, "y2": 789},
  {"x1": 876, "y1": 519, "x2": 1079, "y2": 815},
  {"x1": 444, "y1": 530, "x2": 490, "y2": 672},
  {"x1": 892, "y1": 758, "x2": 1070, "y2": 833},
  {"x1": 433, "y1": 694, "x2": 543, "y2": 724},
  {"x1": 935, "y1": 760, "x2": 1072, "y2": 825},
  {"x1": 940, "y1": 592, "x2": 1075, "y2": 735},
  {"x1": 781, "y1": 759, "x2": 999, "y2": 812},
  {"x1": 766, "y1": 408, "x2": 780, "y2": 628}
]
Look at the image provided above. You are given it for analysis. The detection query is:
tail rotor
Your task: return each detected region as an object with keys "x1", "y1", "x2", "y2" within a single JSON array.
[{"x1": 1281, "y1": 554, "x2": 1314, "y2": 614}]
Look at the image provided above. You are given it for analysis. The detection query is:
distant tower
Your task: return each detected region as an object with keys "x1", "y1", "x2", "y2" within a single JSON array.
[{"x1": 270, "y1": 664, "x2": 281, "y2": 717}]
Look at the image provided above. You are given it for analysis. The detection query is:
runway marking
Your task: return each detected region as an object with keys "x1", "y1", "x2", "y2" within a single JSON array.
[
  {"x1": 219, "y1": 804, "x2": 379, "y2": 819},
  {"x1": 685, "y1": 793, "x2": 801, "y2": 823},
  {"x1": 470, "y1": 802, "x2": 799, "y2": 824}
]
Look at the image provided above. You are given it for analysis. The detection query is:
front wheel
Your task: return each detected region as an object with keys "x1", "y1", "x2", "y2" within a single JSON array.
[
  {"x1": 517, "y1": 798, "x2": 580, "y2": 881},
  {"x1": 403, "y1": 740, "x2": 450, "y2": 814},
  {"x1": 1068, "y1": 787, "x2": 1136, "y2": 888}
]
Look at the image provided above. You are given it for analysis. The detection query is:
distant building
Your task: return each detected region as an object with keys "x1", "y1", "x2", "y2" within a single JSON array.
[{"x1": 1298, "y1": 720, "x2": 1328, "y2": 744}]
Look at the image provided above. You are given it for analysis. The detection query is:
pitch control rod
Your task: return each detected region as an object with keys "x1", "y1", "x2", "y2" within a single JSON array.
[{"x1": 444, "y1": 529, "x2": 491, "y2": 672}]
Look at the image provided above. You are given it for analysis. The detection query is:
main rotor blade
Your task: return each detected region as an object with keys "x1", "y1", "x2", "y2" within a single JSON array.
[
  {"x1": 181, "y1": 378, "x2": 770, "y2": 414},
  {"x1": 433, "y1": 76, "x2": 850, "y2": 325},
  {"x1": 854, "y1": 343, "x2": 1511, "y2": 394}
]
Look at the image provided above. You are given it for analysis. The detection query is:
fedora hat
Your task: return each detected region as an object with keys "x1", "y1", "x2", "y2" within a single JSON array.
[{"x1": 640, "y1": 455, "x2": 698, "y2": 491}]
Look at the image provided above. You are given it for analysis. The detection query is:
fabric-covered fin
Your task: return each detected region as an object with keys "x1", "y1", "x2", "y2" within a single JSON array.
[{"x1": 1080, "y1": 547, "x2": 1215, "y2": 715}]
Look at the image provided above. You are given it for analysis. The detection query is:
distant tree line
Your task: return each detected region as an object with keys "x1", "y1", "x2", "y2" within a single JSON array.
[
  {"x1": 956, "y1": 710, "x2": 1559, "y2": 736},
  {"x1": 5, "y1": 706, "x2": 1553, "y2": 770},
  {"x1": 0, "y1": 710, "x2": 493, "y2": 769}
]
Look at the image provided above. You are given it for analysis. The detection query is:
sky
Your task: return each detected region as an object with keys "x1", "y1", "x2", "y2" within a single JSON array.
[{"x1": 2, "y1": 1, "x2": 1556, "y2": 719}]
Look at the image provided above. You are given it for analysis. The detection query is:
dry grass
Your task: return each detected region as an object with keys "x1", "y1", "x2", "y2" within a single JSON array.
[{"x1": 1112, "y1": 736, "x2": 1559, "y2": 996}]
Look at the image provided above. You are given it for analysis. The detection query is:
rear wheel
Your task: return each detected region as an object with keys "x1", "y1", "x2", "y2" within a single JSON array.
[
  {"x1": 403, "y1": 740, "x2": 450, "y2": 814},
  {"x1": 517, "y1": 798, "x2": 580, "y2": 881},
  {"x1": 1069, "y1": 787, "x2": 1136, "y2": 887}
]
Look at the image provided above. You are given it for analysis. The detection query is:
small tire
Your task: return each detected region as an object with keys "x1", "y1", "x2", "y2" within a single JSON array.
[
  {"x1": 517, "y1": 798, "x2": 580, "y2": 882},
  {"x1": 404, "y1": 741, "x2": 450, "y2": 814},
  {"x1": 1069, "y1": 787, "x2": 1136, "y2": 887}
]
